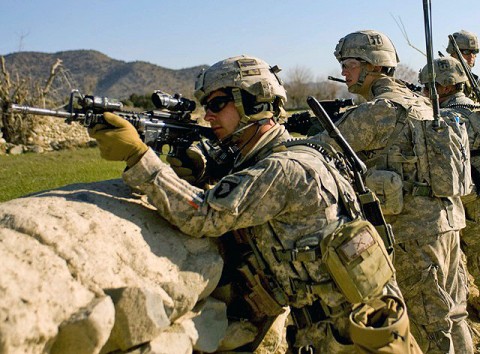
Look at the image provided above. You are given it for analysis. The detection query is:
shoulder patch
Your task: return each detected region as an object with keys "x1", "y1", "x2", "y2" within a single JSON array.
[{"x1": 214, "y1": 179, "x2": 240, "y2": 198}]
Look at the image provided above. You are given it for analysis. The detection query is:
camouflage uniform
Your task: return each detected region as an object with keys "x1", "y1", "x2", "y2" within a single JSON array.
[
  {"x1": 123, "y1": 121, "x2": 408, "y2": 353},
  {"x1": 315, "y1": 29, "x2": 472, "y2": 353},
  {"x1": 420, "y1": 56, "x2": 480, "y2": 314},
  {"x1": 442, "y1": 92, "x2": 480, "y2": 295}
]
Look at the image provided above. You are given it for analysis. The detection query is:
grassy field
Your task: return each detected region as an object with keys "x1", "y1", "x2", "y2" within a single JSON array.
[{"x1": 0, "y1": 147, "x2": 125, "y2": 203}]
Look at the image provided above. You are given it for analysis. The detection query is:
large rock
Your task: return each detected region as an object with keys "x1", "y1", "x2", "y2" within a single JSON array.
[{"x1": 0, "y1": 179, "x2": 224, "y2": 353}]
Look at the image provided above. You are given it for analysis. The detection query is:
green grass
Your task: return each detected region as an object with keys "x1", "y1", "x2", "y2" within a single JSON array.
[{"x1": 0, "y1": 147, "x2": 125, "y2": 202}]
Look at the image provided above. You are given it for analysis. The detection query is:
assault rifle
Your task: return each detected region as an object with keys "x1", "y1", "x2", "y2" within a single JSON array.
[
  {"x1": 284, "y1": 98, "x2": 355, "y2": 136},
  {"x1": 448, "y1": 34, "x2": 480, "y2": 102},
  {"x1": 307, "y1": 96, "x2": 395, "y2": 254},
  {"x1": 4, "y1": 89, "x2": 224, "y2": 161}
]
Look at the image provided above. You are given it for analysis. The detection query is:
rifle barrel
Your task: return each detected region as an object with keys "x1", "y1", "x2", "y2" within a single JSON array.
[
  {"x1": 10, "y1": 104, "x2": 74, "y2": 119},
  {"x1": 328, "y1": 76, "x2": 347, "y2": 83}
]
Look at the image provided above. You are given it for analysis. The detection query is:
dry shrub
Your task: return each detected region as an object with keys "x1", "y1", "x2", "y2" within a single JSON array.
[{"x1": 0, "y1": 57, "x2": 66, "y2": 145}]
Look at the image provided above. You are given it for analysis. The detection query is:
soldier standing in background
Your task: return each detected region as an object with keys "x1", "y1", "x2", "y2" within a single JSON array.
[
  {"x1": 446, "y1": 30, "x2": 479, "y2": 101},
  {"x1": 315, "y1": 30, "x2": 473, "y2": 353},
  {"x1": 419, "y1": 56, "x2": 480, "y2": 313},
  {"x1": 88, "y1": 54, "x2": 419, "y2": 353}
]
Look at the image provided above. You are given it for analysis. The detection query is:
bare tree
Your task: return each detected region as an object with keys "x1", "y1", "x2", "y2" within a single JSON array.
[
  {"x1": 395, "y1": 63, "x2": 421, "y2": 86},
  {"x1": 312, "y1": 80, "x2": 343, "y2": 100},
  {"x1": 0, "y1": 56, "x2": 65, "y2": 144},
  {"x1": 284, "y1": 65, "x2": 314, "y2": 109}
]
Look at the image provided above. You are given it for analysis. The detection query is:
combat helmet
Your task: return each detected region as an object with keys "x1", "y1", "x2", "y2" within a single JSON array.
[
  {"x1": 194, "y1": 55, "x2": 287, "y2": 129},
  {"x1": 334, "y1": 30, "x2": 399, "y2": 68},
  {"x1": 334, "y1": 30, "x2": 399, "y2": 94},
  {"x1": 446, "y1": 30, "x2": 479, "y2": 55},
  {"x1": 418, "y1": 56, "x2": 467, "y2": 87}
]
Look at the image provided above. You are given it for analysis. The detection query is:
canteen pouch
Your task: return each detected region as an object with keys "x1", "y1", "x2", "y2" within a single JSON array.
[
  {"x1": 365, "y1": 170, "x2": 404, "y2": 215},
  {"x1": 349, "y1": 295, "x2": 423, "y2": 354},
  {"x1": 320, "y1": 218, "x2": 395, "y2": 304}
]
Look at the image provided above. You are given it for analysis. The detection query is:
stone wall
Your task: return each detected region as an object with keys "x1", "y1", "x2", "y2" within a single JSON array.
[{"x1": 0, "y1": 115, "x2": 94, "y2": 155}]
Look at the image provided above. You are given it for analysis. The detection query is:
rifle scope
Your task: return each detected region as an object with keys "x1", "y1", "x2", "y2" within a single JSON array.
[{"x1": 151, "y1": 91, "x2": 196, "y2": 112}]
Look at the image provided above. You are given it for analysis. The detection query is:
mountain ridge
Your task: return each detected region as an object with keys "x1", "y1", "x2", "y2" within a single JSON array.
[{"x1": 2, "y1": 49, "x2": 207, "y2": 100}]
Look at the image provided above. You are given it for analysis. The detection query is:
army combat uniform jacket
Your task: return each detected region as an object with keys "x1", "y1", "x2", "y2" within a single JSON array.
[
  {"x1": 122, "y1": 124, "x2": 404, "y2": 352},
  {"x1": 124, "y1": 124, "x2": 353, "y2": 307}
]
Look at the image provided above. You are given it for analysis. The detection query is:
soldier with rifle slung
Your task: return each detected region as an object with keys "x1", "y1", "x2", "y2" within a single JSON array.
[
  {"x1": 88, "y1": 54, "x2": 420, "y2": 353},
  {"x1": 446, "y1": 30, "x2": 480, "y2": 101},
  {"x1": 314, "y1": 29, "x2": 473, "y2": 353}
]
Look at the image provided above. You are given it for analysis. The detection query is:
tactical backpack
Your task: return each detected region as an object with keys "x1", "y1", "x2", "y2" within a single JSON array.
[{"x1": 374, "y1": 95, "x2": 472, "y2": 199}]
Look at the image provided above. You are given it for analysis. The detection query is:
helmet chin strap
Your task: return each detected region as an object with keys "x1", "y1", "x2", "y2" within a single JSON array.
[
  {"x1": 223, "y1": 87, "x2": 273, "y2": 145},
  {"x1": 348, "y1": 65, "x2": 385, "y2": 97},
  {"x1": 211, "y1": 118, "x2": 268, "y2": 168},
  {"x1": 219, "y1": 118, "x2": 270, "y2": 148}
]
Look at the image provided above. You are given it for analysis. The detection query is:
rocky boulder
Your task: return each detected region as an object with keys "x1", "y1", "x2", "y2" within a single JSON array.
[{"x1": 0, "y1": 179, "x2": 227, "y2": 353}]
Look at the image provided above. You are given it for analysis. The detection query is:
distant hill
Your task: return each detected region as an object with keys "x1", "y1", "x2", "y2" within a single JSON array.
[{"x1": 2, "y1": 50, "x2": 208, "y2": 100}]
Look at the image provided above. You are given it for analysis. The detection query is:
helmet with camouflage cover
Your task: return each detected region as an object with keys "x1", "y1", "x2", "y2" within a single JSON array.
[
  {"x1": 446, "y1": 30, "x2": 479, "y2": 55},
  {"x1": 194, "y1": 55, "x2": 287, "y2": 126},
  {"x1": 418, "y1": 56, "x2": 467, "y2": 86},
  {"x1": 334, "y1": 30, "x2": 399, "y2": 95},
  {"x1": 334, "y1": 30, "x2": 400, "y2": 68}
]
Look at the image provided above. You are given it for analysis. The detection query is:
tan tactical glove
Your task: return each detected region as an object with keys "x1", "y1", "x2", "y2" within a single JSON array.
[
  {"x1": 88, "y1": 112, "x2": 148, "y2": 167},
  {"x1": 166, "y1": 144, "x2": 207, "y2": 184}
]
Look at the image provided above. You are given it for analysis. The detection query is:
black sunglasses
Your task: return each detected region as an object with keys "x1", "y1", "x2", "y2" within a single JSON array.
[
  {"x1": 204, "y1": 95, "x2": 233, "y2": 113},
  {"x1": 460, "y1": 49, "x2": 479, "y2": 55}
]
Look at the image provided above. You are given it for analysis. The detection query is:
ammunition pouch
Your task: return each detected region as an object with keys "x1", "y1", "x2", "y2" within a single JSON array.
[
  {"x1": 321, "y1": 218, "x2": 395, "y2": 304},
  {"x1": 365, "y1": 170, "x2": 404, "y2": 215},
  {"x1": 290, "y1": 300, "x2": 327, "y2": 329},
  {"x1": 290, "y1": 298, "x2": 350, "y2": 330}
]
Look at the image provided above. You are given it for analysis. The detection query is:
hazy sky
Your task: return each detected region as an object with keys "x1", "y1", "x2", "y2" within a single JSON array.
[{"x1": 1, "y1": 0, "x2": 479, "y2": 82}]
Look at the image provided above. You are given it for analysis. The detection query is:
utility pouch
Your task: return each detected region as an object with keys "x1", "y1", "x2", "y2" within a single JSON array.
[
  {"x1": 237, "y1": 263, "x2": 286, "y2": 317},
  {"x1": 365, "y1": 170, "x2": 404, "y2": 215},
  {"x1": 349, "y1": 295, "x2": 423, "y2": 354},
  {"x1": 320, "y1": 218, "x2": 394, "y2": 304},
  {"x1": 421, "y1": 112, "x2": 472, "y2": 197}
]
